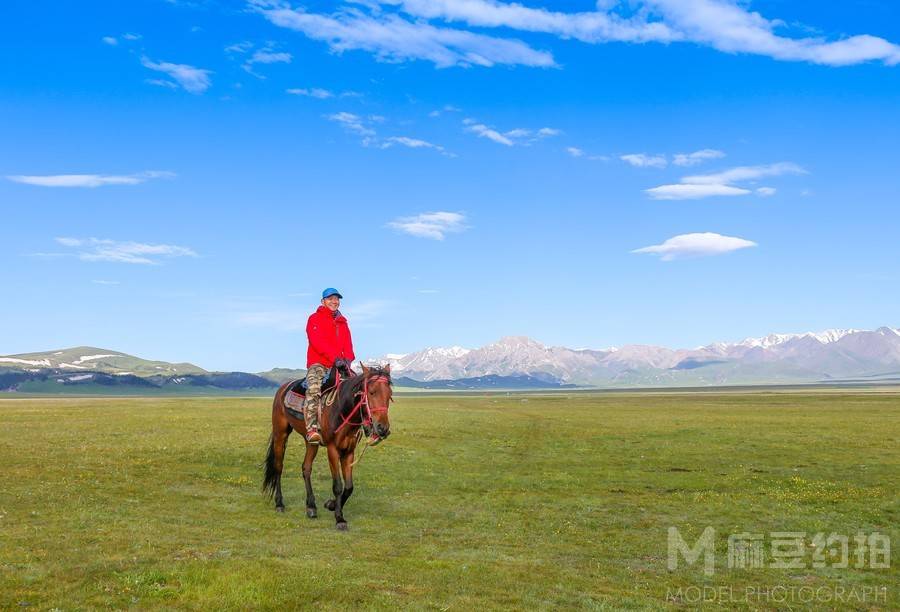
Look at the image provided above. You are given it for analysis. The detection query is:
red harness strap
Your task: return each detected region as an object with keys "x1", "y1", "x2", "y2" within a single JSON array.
[{"x1": 335, "y1": 375, "x2": 391, "y2": 433}]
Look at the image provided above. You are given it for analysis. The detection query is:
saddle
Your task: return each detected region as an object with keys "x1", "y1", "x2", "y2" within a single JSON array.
[{"x1": 283, "y1": 367, "x2": 347, "y2": 416}]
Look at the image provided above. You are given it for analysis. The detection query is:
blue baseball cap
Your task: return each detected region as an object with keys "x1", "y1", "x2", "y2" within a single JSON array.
[{"x1": 322, "y1": 287, "x2": 343, "y2": 299}]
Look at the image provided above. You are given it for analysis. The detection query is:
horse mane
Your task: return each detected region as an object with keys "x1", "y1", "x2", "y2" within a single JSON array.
[{"x1": 328, "y1": 366, "x2": 392, "y2": 431}]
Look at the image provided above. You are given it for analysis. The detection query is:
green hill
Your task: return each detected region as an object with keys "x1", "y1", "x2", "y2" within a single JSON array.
[{"x1": 0, "y1": 346, "x2": 207, "y2": 377}]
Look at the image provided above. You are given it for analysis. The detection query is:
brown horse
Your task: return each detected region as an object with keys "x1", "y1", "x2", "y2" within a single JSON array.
[{"x1": 262, "y1": 364, "x2": 392, "y2": 530}]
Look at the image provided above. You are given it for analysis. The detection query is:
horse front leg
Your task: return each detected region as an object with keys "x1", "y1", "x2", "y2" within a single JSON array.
[
  {"x1": 302, "y1": 442, "x2": 319, "y2": 518},
  {"x1": 324, "y1": 443, "x2": 348, "y2": 530}
]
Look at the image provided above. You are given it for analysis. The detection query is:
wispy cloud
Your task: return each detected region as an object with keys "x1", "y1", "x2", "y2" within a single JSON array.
[
  {"x1": 141, "y1": 56, "x2": 212, "y2": 93},
  {"x1": 225, "y1": 41, "x2": 254, "y2": 53},
  {"x1": 243, "y1": 48, "x2": 293, "y2": 76},
  {"x1": 326, "y1": 111, "x2": 378, "y2": 144},
  {"x1": 55, "y1": 237, "x2": 198, "y2": 265},
  {"x1": 6, "y1": 171, "x2": 174, "y2": 188},
  {"x1": 102, "y1": 33, "x2": 140, "y2": 46},
  {"x1": 672, "y1": 149, "x2": 725, "y2": 167},
  {"x1": 646, "y1": 162, "x2": 806, "y2": 200},
  {"x1": 681, "y1": 162, "x2": 806, "y2": 185},
  {"x1": 463, "y1": 119, "x2": 559, "y2": 146},
  {"x1": 632, "y1": 232, "x2": 757, "y2": 261},
  {"x1": 388, "y1": 211, "x2": 467, "y2": 240},
  {"x1": 382, "y1": 0, "x2": 900, "y2": 67},
  {"x1": 566, "y1": 147, "x2": 584, "y2": 158},
  {"x1": 287, "y1": 87, "x2": 334, "y2": 99},
  {"x1": 621, "y1": 153, "x2": 667, "y2": 168},
  {"x1": 382, "y1": 136, "x2": 446, "y2": 153},
  {"x1": 464, "y1": 121, "x2": 513, "y2": 146},
  {"x1": 429, "y1": 104, "x2": 462, "y2": 118},
  {"x1": 250, "y1": 1, "x2": 556, "y2": 68},
  {"x1": 645, "y1": 183, "x2": 751, "y2": 200},
  {"x1": 92, "y1": 280, "x2": 121, "y2": 285}
]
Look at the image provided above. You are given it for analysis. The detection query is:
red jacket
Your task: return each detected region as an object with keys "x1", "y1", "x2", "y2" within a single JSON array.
[{"x1": 306, "y1": 306, "x2": 355, "y2": 368}]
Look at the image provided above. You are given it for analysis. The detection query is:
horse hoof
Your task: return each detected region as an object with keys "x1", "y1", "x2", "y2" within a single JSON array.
[
  {"x1": 336, "y1": 522, "x2": 349, "y2": 531},
  {"x1": 275, "y1": 506, "x2": 285, "y2": 513},
  {"x1": 324, "y1": 500, "x2": 336, "y2": 511},
  {"x1": 306, "y1": 508, "x2": 318, "y2": 519}
]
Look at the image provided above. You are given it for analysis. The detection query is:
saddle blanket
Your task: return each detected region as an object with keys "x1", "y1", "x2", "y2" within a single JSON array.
[{"x1": 285, "y1": 390, "x2": 305, "y2": 411}]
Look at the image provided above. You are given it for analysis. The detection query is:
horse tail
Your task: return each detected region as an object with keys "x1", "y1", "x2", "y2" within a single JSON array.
[{"x1": 262, "y1": 432, "x2": 278, "y2": 499}]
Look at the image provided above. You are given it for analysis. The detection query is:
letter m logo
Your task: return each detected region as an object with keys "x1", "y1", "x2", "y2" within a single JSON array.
[{"x1": 668, "y1": 526, "x2": 716, "y2": 576}]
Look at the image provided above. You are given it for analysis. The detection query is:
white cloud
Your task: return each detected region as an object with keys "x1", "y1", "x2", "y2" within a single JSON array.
[
  {"x1": 250, "y1": 1, "x2": 556, "y2": 68},
  {"x1": 682, "y1": 162, "x2": 806, "y2": 185},
  {"x1": 672, "y1": 148, "x2": 725, "y2": 166},
  {"x1": 388, "y1": 211, "x2": 467, "y2": 240},
  {"x1": 381, "y1": 0, "x2": 900, "y2": 67},
  {"x1": 287, "y1": 87, "x2": 335, "y2": 99},
  {"x1": 465, "y1": 122, "x2": 513, "y2": 146},
  {"x1": 141, "y1": 56, "x2": 212, "y2": 93},
  {"x1": 147, "y1": 79, "x2": 179, "y2": 90},
  {"x1": 621, "y1": 153, "x2": 667, "y2": 168},
  {"x1": 645, "y1": 183, "x2": 751, "y2": 200},
  {"x1": 632, "y1": 232, "x2": 757, "y2": 260},
  {"x1": 647, "y1": 162, "x2": 806, "y2": 200},
  {"x1": 382, "y1": 136, "x2": 445, "y2": 152},
  {"x1": 92, "y1": 280, "x2": 121, "y2": 285},
  {"x1": 326, "y1": 111, "x2": 378, "y2": 142},
  {"x1": 243, "y1": 48, "x2": 293, "y2": 75},
  {"x1": 566, "y1": 147, "x2": 584, "y2": 157},
  {"x1": 465, "y1": 120, "x2": 559, "y2": 146},
  {"x1": 55, "y1": 237, "x2": 198, "y2": 265},
  {"x1": 6, "y1": 171, "x2": 174, "y2": 188},
  {"x1": 225, "y1": 41, "x2": 254, "y2": 53},
  {"x1": 105, "y1": 33, "x2": 141, "y2": 46},
  {"x1": 429, "y1": 104, "x2": 462, "y2": 117}
]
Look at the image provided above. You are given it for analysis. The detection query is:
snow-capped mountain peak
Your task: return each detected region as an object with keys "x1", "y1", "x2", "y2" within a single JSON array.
[{"x1": 735, "y1": 328, "x2": 861, "y2": 349}]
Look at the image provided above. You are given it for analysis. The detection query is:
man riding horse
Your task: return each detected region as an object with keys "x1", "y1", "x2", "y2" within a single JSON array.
[{"x1": 304, "y1": 287, "x2": 355, "y2": 444}]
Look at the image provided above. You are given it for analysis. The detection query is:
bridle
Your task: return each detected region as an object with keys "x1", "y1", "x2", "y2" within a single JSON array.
[{"x1": 334, "y1": 373, "x2": 392, "y2": 434}]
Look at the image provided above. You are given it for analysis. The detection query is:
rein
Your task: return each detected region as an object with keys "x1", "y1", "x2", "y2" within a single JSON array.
[{"x1": 334, "y1": 374, "x2": 392, "y2": 434}]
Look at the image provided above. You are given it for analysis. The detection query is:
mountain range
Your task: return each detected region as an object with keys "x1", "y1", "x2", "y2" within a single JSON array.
[
  {"x1": 372, "y1": 327, "x2": 900, "y2": 387},
  {"x1": 2, "y1": 326, "x2": 899, "y2": 394}
]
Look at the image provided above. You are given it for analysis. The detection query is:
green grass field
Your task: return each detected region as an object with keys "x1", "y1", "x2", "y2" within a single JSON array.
[{"x1": 1, "y1": 391, "x2": 898, "y2": 610}]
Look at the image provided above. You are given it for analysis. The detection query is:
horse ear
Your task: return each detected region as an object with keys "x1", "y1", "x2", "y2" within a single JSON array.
[
  {"x1": 362, "y1": 363, "x2": 370, "y2": 376},
  {"x1": 384, "y1": 363, "x2": 391, "y2": 374}
]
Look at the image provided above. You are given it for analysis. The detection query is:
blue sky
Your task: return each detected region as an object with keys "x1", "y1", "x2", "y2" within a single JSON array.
[{"x1": 2, "y1": 0, "x2": 899, "y2": 371}]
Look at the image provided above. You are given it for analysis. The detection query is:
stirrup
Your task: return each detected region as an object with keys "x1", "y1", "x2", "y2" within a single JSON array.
[{"x1": 306, "y1": 427, "x2": 322, "y2": 444}]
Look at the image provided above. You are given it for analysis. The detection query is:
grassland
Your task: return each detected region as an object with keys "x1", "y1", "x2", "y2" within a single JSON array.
[{"x1": 1, "y1": 391, "x2": 898, "y2": 610}]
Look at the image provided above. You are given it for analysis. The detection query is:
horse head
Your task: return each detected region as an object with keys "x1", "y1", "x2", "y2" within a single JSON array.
[{"x1": 361, "y1": 363, "x2": 392, "y2": 441}]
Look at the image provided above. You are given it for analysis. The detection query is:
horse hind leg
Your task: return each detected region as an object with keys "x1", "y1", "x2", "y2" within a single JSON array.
[
  {"x1": 263, "y1": 425, "x2": 291, "y2": 512},
  {"x1": 302, "y1": 442, "x2": 319, "y2": 518}
]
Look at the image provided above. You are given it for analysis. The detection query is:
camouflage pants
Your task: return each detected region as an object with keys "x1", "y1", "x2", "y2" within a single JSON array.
[{"x1": 304, "y1": 364, "x2": 327, "y2": 428}]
